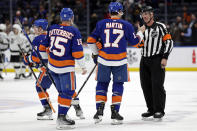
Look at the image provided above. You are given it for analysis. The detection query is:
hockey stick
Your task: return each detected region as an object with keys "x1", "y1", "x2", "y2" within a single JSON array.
[
  {"x1": 18, "y1": 21, "x2": 57, "y2": 88},
  {"x1": 18, "y1": 44, "x2": 56, "y2": 113},
  {"x1": 74, "y1": 64, "x2": 97, "y2": 99}
]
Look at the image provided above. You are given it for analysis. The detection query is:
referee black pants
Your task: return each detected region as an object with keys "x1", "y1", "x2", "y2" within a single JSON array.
[{"x1": 140, "y1": 55, "x2": 166, "y2": 114}]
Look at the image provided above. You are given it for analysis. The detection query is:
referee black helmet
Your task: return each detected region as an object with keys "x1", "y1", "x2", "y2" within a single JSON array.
[{"x1": 141, "y1": 6, "x2": 154, "y2": 13}]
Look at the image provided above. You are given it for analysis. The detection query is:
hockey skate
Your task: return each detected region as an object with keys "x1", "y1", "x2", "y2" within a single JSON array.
[
  {"x1": 14, "y1": 74, "x2": 20, "y2": 79},
  {"x1": 73, "y1": 104, "x2": 85, "y2": 119},
  {"x1": 19, "y1": 73, "x2": 27, "y2": 79},
  {"x1": 93, "y1": 102, "x2": 105, "y2": 124},
  {"x1": 153, "y1": 112, "x2": 164, "y2": 121},
  {"x1": 111, "y1": 105, "x2": 123, "y2": 125},
  {"x1": 56, "y1": 114, "x2": 75, "y2": 130},
  {"x1": 26, "y1": 72, "x2": 32, "y2": 79},
  {"x1": 141, "y1": 111, "x2": 154, "y2": 120},
  {"x1": 37, "y1": 105, "x2": 53, "y2": 120}
]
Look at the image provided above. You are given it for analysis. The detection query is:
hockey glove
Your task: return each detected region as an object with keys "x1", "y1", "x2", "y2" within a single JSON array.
[
  {"x1": 138, "y1": 40, "x2": 144, "y2": 48},
  {"x1": 32, "y1": 63, "x2": 40, "y2": 68},
  {"x1": 96, "y1": 41, "x2": 102, "y2": 50},
  {"x1": 92, "y1": 54, "x2": 98, "y2": 64}
]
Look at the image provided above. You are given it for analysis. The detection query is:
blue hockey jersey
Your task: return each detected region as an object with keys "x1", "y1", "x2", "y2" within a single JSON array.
[
  {"x1": 39, "y1": 24, "x2": 85, "y2": 73},
  {"x1": 87, "y1": 18, "x2": 143, "y2": 66},
  {"x1": 28, "y1": 33, "x2": 48, "y2": 64}
]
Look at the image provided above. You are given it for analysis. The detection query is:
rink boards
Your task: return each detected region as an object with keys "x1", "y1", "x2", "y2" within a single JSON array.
[{"x1": 3, "y1": 47, "x2": 197, "y2": 72}]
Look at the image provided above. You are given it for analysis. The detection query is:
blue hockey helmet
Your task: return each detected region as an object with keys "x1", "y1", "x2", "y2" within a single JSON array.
[
  {"x1": 34, "y1": 19, "x2": 48, "y2": 30},
  {"x1": 60, "y1": 8, "x2": 74, "y2": 21},
  {"x1": 108, "y1": 2, "x2": 123, "y2": 13}
]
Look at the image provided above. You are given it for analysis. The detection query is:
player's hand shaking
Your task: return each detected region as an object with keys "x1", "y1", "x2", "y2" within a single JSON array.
[{"x1": 138, "y1": 25, "x2": 146, "y2": 33}]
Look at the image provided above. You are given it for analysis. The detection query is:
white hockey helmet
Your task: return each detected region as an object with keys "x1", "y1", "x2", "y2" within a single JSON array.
[
  {"x1": 30, "y1": 27, "x2": 34, "y2": 34},
  {"x1": 13, "y1": 24, "x2": 22, "y2": 32},
  {"x1": 0, "y1": 24, "x2": 6, "y2": 31}
]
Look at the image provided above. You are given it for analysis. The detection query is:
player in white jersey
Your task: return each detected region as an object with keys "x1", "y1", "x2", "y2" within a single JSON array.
[
  {"x1": 29, "y1": 27, "x2": 36, "y2": 42},
  {"x1": 0, "y1": 24, "x2": 9, "y2": 79},
  {"x1": 24, "y1": 27, "x2": 35, "y2": 78},
  {"x1": 8, "y1": 24, "x2": 28, "y2": 79}
]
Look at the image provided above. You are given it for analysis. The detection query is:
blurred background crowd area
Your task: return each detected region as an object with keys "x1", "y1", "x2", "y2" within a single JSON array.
[{"x1": 0, "y1": 0, "x2": 197, "y2": 46}]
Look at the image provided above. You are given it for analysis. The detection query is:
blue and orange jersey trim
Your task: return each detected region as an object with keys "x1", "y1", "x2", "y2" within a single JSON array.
[
  {"x1": 39, "y1": 44, "x2": 47, "y2": 52},
  {"x1": 99, "y1": 50, "x2": 127, "y2": 61},
  {"x1": 48, "y1": 55, "x2": 75, "y2": 68},
  {"x1": 31, "y1": 55, "x2": 40, "y2": 63},
  {"x1": 72, "y1": 51, "x2": 84, "y2": 59},
  {"x1": 87, "y1": 36, "x2": 97, "y2": 43}
]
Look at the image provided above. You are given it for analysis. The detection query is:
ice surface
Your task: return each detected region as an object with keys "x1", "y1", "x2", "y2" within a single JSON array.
[{"x1": 0, "y1": 72, "x2": 197, "y2": 131}]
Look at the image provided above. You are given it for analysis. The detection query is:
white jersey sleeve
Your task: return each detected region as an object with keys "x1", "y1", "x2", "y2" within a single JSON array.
[{"x1": 0, "y1": 32, "x2": 9, "y2": 52}]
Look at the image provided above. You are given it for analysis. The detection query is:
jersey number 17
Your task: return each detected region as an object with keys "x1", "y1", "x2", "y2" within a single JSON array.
[{"x1": 104, "y1": 29, "x2": 124, "y2": 48}]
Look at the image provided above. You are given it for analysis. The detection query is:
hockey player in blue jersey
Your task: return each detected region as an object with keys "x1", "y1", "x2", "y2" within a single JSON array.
[
  {"x1": 87, "y1": 2, "x2": 145, "y2": 124},
  {"x1": 24, "y1": 19, "x2": 85, "y2": 121},
  {"x1": 39, "y1": 8, "x2": 87, "y2": 129},
  {"x1": 23, "y1": 19, "x2": 54, "y2": 120}
]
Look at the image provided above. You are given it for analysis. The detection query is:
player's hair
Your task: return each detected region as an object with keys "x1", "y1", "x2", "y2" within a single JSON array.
[{"x1": 110, "y1": 12, "x2": 119, "y2": 16}]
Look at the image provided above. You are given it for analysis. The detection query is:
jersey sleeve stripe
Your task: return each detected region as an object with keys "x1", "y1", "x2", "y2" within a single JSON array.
[
  {"x1": 99, "y1": 50, "x2": 127, "y2": 60},
  {"x1": 72, "y1": 51, "x2": 84, "y2": 59},
  {"x1": 87, "y1": 36, "x2": 97, "y2": 43},
  {"x1": 39, "y1": 44, "x2": 47, "y2": 51},
  {"x1": 32, "y1": 55, "x2": 40, "y2": 63}
]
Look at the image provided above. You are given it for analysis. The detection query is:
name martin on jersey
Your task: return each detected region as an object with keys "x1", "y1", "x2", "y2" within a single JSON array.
[{"x1": 106, "y1": 22, "x2": 123, "y2": 29}]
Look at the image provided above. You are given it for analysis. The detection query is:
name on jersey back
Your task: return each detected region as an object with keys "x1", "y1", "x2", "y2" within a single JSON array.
[
  {"x1": 49, "y1": 29, "x2": 74, "y2": 39},
  {"x1": 106, "y1": 22, "x2": 123, "y2": 29}
]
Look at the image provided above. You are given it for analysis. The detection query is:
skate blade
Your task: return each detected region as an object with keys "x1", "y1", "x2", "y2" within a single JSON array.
[
  {"x1": 94, "y1": 116, "x2": 102, "y2": 124},
  {"x1": 77, "y1": 115, "x2": 85, "y2": 119},
  {"x1": 111, "y1": 119, "x2": 123, "y2": 125},
  {"x1": 94, "y1": 119, "x2": 102, "y2": 124},
  {"x1": 56, "y1": 125, "x2": 75, "y2": 130},
  {"x1": 37, "y1": 115, "x2": 53, "y2": 120},
  {"x1": 142, "y1": 117, "x2": 154, "y2": 121},
  {"x1": 153, "y1": 118, "x2": 163, "y2": 122}
]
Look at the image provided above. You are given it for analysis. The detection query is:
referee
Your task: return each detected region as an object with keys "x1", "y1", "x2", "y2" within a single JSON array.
[{"x1": 139, "y1": 6, "x2": 173, "y2": 119}]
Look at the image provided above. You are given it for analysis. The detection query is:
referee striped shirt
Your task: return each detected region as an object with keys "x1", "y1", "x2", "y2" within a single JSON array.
[{"x1": 141, "y1": 21, "x2": 173, "y2": 59}]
